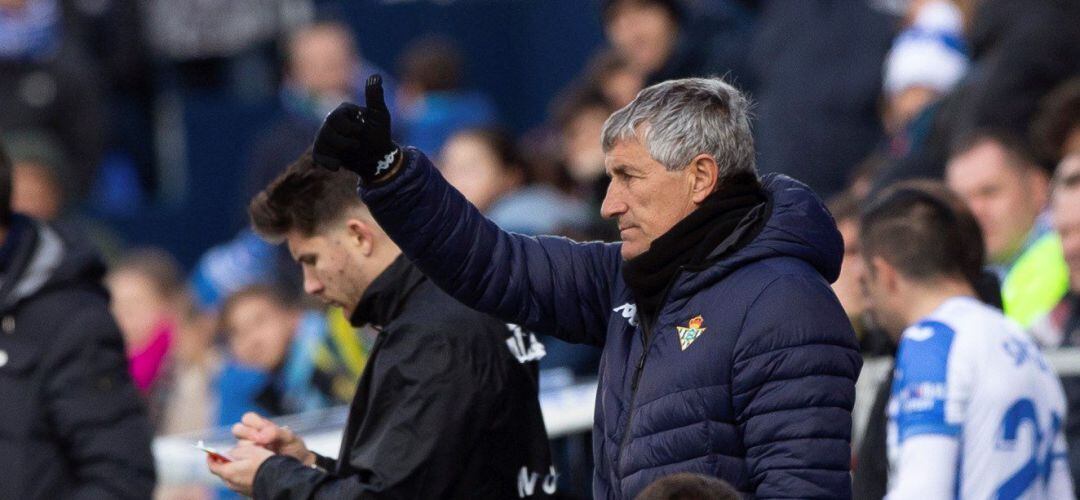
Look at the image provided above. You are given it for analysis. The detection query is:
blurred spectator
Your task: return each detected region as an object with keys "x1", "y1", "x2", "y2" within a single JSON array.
[
  {"x1": 581, "y1": 49, "x2": 644, "y2": 109},
  {"x1": 1030, "y1": 153, "x2": 1080, "y2": 484},
  {"x1": 602, "y1": 0, "x2": 678, "y2": 79},
  {"x1": 0, "y1": 0, "x2": 106, "y2": 199},
  {"x1": 827, "y1": 190, "x2": 894, "y2": 357},
  {"x1": 156, "y1": 298, "x2": 223, "y2": 435},
  {"x1": 749, "y1": 0, "x2": 896, "y2": 198},
  {"x1": 1031, "y1": 154, "x2": 1080, "y2": 348},
  {"x1": 554, "y1": 88, "x2": 613, "y2": 192},
  {"x1": 1031, "y1": 78, "x2": 1080, "y2": 165},
  {"x1": 2, "y1": 128, "x2": 125, "y2": 262},
  {"x1": 441, "y1": 128, "x2": 591, "y2": 236},
  {"x1": 2, "y1": 129, "x2": 70, "y2": 220},
  {"x1": 244, "y1": 21, "x2": 394, "y2": 206},
  {"x1": 635, "y1": 473, "x2": 740, "y2": 500},
  {"x1": 832, "y1": 188, "x2": 895, "y2": 500},
  {"x1": 551, "y1": 87, "x2": 621, "y2": 241},
  {"x1": 601, "y1": 0, "x2": 755, "y2": 89},
  {"x1": 189, "y1": 229, "x2": 281, "y2": 313},
  {"x1": 847, "y1": 151, "x2": 890, "y2": 201},
  {"x1": 12, "y1": 155, "x2": 63, "y2": 219},
  {"x1": 945, "y1": 129, "x2": 1068, "y2": 326},
  {"x1": 873, "y1": 0, "x2": 1080, "y2": 189},
  {"x1": 106, "y1": 248, "x2": 184, "y2": 400},
  {"x1": 217, "y1": 285, "x2": 352, "y2": 419},
  {"x1": 881, "y1": 0, "x2": 969, "y2": 136},
  {"x1": 395, "y1": 35, "x2": 498, "y2": 154},
  {"x1": 0, "y1": 142, "x2": 155, "y2": 498}
]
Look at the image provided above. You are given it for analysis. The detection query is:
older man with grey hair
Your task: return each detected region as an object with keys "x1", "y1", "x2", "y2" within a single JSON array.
[{"x1": 309, "y1": 75, "x2": 861, "y2": 499}]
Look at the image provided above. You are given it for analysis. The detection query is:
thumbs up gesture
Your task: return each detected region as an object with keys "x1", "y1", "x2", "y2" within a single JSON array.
[{"x1": 312, "y1": 74, "x2": 402, "y2": 183}]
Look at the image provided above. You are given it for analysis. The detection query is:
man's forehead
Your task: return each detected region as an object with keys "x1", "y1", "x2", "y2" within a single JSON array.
[
  {"x1": 285, "y1": 231, "x2": 321, "y2": 258},
  {"x1": 604, "y1": 140, "x2": 656, "y2": 169}
]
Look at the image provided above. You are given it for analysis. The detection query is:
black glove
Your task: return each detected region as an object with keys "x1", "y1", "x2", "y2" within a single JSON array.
[{"x1": 312, "y1": 74, "x2": 401, "y2": 183}]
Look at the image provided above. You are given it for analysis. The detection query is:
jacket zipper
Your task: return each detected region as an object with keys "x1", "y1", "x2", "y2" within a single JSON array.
[{"x1": 613, "y1": 274, "x2": 681, "y2": 490}]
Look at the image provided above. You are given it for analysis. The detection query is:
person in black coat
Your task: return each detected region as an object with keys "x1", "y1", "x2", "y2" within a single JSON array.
[
  {"x1": 0, "y1": 143, "x2": 155, "y2": 498},
  {"x1": 207, "y1": 153, "x2": 554, "y2": 499}
]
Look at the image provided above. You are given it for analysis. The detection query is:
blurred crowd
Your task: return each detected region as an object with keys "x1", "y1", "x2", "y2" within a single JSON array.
[{"x1": 1, "y1": 0, "x2": 1079, "y2": 498}]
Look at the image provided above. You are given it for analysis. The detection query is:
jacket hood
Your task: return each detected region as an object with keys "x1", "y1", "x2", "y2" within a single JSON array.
[
  {"x1": 0, "y1": 216, "x2": 108, "y2": 313},
  {"x1": 690, "y1": 173, "x2": 843, "y2": 288}
]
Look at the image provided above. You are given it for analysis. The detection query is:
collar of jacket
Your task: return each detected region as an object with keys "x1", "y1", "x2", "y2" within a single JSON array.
[
  {"x1": 0, "y1": 214, "x2": 33, "y2": 275},
  {"x1": 349, "y1": 253, "x2": 426, "y2": 328},
  {"x1": 0, "y1": 214, "x2": 43, "y2": 312},
  {"x1": 621, "y1": 172, "x2": 768, "y2": 323}
]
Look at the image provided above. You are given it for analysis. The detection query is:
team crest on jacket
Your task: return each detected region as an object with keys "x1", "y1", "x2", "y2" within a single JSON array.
[{"x1": 676, "y1": 315, "x2": 706, "y2": 351}]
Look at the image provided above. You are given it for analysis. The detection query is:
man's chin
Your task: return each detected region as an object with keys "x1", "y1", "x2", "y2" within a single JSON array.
[
  {"x1": 620, "y1": 242, "x2": 646, "y2": 261},
  {"x1": 339, "y1": 303, "x2": 356, "y2": 318}
]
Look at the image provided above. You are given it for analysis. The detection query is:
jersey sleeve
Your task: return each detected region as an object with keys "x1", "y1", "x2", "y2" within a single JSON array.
[
  {"x1": 890, "y1": 320, "x2": 973, "y2": 442},
  {"x1": 885, "y1": 434, "x2": 961, "y2": 500}
]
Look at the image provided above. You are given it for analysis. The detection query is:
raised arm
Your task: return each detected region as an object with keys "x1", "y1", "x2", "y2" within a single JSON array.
[{"x1": 312, "y1": 76, "x2": 622, "y2": 345}]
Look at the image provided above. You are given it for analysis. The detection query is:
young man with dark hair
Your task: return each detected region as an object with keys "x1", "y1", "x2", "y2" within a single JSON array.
[
  {"x1": 860, "y1": 181, "x2": 1073, "y2": 499},
  {"x1": 0, "y1": 143, "x2": 156, "y2": 498},
  {"x1": 207, "y1": 153, "x2": 554, "y2": 499}
]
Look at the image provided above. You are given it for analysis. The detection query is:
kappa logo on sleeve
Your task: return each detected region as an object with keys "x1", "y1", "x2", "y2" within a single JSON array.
[{"x1": 676, "y1": 315, "x2": 707, "y2": 351}]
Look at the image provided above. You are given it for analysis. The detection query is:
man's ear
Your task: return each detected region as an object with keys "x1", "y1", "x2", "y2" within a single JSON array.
[
  {"x1": 688, "y1": 154, "x2": 720, "y2": 204},
  {"x1": 871, "y1": 255, "x2": 901, "y2": 293},
  {"x1": 345, "y1": 219, "x2": 375, "y2": 257}
]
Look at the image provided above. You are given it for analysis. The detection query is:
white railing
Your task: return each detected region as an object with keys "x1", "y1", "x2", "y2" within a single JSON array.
[
  {"x1": 154, "y1": 348, "x2": 1080, "y2": 486},
  {"x1": 154, "y1": 379, "x2": 598, "y2": 486}
]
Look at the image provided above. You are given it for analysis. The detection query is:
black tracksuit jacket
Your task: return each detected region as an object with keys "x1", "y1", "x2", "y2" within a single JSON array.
[{"x1": 252, "y1": 255, "x2": 554, "y2": 499}]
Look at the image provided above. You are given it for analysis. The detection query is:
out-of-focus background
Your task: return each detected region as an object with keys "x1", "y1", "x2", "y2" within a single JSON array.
[{"x1": 2, "y1": 0, "x2": 1078, "y2": 498}]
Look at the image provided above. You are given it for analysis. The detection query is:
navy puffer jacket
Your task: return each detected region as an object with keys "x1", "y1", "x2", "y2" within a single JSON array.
[{"x1": 362, "y1": 149, "x2": 861, "y2": 499}]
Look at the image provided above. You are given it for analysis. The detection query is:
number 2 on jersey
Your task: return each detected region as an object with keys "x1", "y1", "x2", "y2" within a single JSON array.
[{"x1": 995, "y1": 398, "x2": 1063, "y2": 499}]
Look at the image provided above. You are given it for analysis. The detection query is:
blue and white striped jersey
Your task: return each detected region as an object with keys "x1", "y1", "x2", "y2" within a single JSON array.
[{"x1": 886, "y1": 296, "x2": 1073, "y2": 499}]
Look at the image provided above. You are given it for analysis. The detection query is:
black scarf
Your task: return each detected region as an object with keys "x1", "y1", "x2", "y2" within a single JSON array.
[{"x1": 622, "y1": 173, "x2": 767, "y2": 327}]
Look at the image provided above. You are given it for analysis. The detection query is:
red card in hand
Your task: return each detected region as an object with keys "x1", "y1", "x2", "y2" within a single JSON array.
[{"x1": 195, "y1": 440, "x2": 234, "y2": 463}]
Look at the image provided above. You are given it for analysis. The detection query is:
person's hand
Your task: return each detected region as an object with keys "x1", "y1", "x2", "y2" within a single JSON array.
[
  {"x1": 207, "y1": 441, "x2": 275, "y2": 497},
  {"x1": 312, "y1": 74, "x2": 401, "y2": 183},
  {"x1": 231, "y1": 412, "x2": 316, "y2": 466}
]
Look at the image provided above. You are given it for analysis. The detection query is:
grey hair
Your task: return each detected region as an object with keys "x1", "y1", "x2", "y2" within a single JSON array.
[{"x1": 601, "y1": 77, "x2": 756, "y2": 181}]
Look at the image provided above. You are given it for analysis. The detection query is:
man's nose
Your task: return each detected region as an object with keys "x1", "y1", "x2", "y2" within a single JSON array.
[
  {"x1": 303, "y1": 272, "x2": 324, "y2": 296},
  {"x1": 600, "y1": 183, "x2": 627, "y2": 220}
]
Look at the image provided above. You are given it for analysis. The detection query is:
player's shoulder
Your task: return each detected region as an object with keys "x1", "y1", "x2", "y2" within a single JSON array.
[
  {"x1": 897, "y1": 298, "x2": 997, "y2": 367},
  {"x1": 920, "y1": 296, "x2": 1013, "y2": 343},
  {"x1": 899, "y1": 318, "x2": 958, "y2": 352}
]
